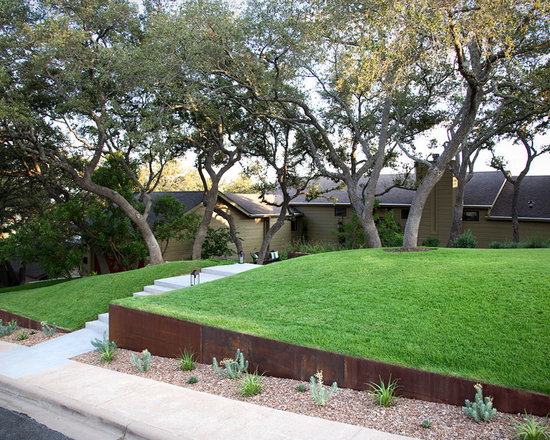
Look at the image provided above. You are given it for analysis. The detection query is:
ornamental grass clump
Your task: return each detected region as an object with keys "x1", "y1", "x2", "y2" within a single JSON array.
[
  {"x1": 238, "y1": 370, "x2": 264, "y2": 397},
  {"x1": 41, "y1": 321, "x2": 57, "y2": 337},
  {"x1": 368, "y1": 375, "x2": 400, "y2": 407},
  {"x1": 310, "y1": 370, "x2": 337, "y2": 406},
  {"x1": 512, "y1": 412, "x2": 549, "y2": 440},
  {"x1": 212, "y1": 348, "x2": 248, "y2": 379},
  {"x1": 463, "y1": 384, "x2": 497, "y2": 422},
  {"x1": 132, "y1": 349, "x2": 151, "y2": 372},
  {"x1": 177, "y1": 350, "x2": 196, "y2": 371}
]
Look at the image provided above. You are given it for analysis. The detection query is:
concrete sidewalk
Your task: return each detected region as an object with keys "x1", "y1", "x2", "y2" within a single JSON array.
[{"x1": 0, "y1": 341, "x2": 417, "y2": 440}]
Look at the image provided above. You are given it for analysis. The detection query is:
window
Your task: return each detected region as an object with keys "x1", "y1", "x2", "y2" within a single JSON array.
[
  {"x1": 462, "y1": 210, "x2": 479, "y2": 222},
  {"x1": 290, "y1": 218, "x2": 298, "y2": 232},
  {"x1": 334, "y1": 207, "x2": 347, "y2": 217},
  {"x1": 401, "y1": 208, "x2": 410, "y2": 219}
]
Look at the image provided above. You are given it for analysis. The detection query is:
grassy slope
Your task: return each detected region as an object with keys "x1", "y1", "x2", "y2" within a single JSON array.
[
  {"x1": 116, "y1": 248, "x2": 550, "y2": 394},
  {"x1": 0, "y1": 260, "x2": 230, "y2": 330},
  {"x1": 0, "y1": 279, "x2": 68, "y2": 294}
]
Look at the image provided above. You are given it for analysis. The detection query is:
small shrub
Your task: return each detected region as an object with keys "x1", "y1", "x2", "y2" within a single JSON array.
[
  {"x1": 213, "y1": 348, "x2": 248, "y2": 379},
  {"x1": 451, "y1": 229, "x2": 477, "y2": 248},
  {"x1": 463, "y1": 384, "x2": 497, "y2": 422},
  {"x1": 238, "y1": 370, "x2": 264, "y2": 397},
  {"x1": 310, "y1": 370, "x2": 337, "y2": 406},
  {"x1": 0, "y1": 319, "x2": 18, "y2": 336},
  {"x1": 41, "y1": 321, "x2": 57, "y2": 337},
  {"x1": 523, "y1": 236, "x2": 550, "y2": 249},
  {"x1": 368, "y1": 375, "x2": 400, "y2": 407},
  {"x1": 296, "y1": 384, "x2": 308, "y2": 393},
  {"x1": 91, "y1": 332, "x2": 117, "y2": 362},
  {"x1": 512, "y1": 412, "x2": 549, "y2": 440},
  {"x1": 421, "y1": 420, "x2": 431, "y2": 429},
  {"x1": 422, "y1": 236, "x2": 440, "y2": 247},
  {"x1": 188, "y1": 376, "x2": 198, "y2": 384},
  {"x1": 30, "y1": 330, "x2": 36, "y2": 335},
  {"x1": 177, "y1": 350, "x2": 196, "y2": 371},
  {"x1": 132, "y1": 349, "x2": 152, "y2": 372},
  {"x1": 17, "y1": 331, "x2": 28, "y2": 341}
]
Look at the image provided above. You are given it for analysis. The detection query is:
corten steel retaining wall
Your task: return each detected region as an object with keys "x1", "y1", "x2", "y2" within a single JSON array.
[
  {"x1": 109, "y1": 304, "x2": 550, "y2": 416},
  {"x1": 0, "y1": 310, "x2": 70, "y2": 333}
]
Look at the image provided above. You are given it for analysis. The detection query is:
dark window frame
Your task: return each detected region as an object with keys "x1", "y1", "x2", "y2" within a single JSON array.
[
  {"x1": 462, "y1": 210, "x2": 480, "y2": 222},
  {"x1": 334, "y1": 207, "x2": 347, "y2": 217},
  {"x1": 401, "y1": 208, "x2": 410, "y2": 219}
]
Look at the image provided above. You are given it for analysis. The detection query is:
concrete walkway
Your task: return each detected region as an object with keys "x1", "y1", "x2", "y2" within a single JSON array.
[{"x1": 0, "y1": 264, "x2": 419, "y2": 440}]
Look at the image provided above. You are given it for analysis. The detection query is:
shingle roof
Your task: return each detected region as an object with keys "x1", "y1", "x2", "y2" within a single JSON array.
[
  {"x1": 149, "y1": 191, "x2": 204, "y2": 213},
  {"x1": 222, "y1": 193, "x2": 301, "y2": 217},
  {"x1": 290, "y1": 175, "x2": 416, "y2": 206},
  {"x1": 463, "y1": 172, "x2": 505, "y2": 206},
  {"x1": 490, "y1": 176, "x2": 550, "y2": 219}
]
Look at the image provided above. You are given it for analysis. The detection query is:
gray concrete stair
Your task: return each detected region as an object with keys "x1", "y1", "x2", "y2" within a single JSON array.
[
  {"x1": 201, "y1": 263, "x2": 259, "y2": 277},
  {"x1": 98, "y1": 313, "x2": 109, "y2": 324},
  {"x1": 143, "y1": 284, "x2": 172, "y2": 294}
]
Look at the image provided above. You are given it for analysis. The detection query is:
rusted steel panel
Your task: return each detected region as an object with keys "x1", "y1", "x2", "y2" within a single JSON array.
[
  {"x1": 0, "y1": 310, "x2": 70, "y2": 333},
  {"x1": 109, "y1": 305, "x2": 550, "y2": 416},
  {"x1": 202, "y1": 326, "x2": 344, "y2": 384},
  {"x1": 109, "y1": 305, "x2": 202, "y2": 360}
]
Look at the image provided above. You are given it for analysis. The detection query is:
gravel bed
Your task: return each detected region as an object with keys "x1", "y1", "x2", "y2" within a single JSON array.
[
  {"x1": 73, "y1": 348, "x2": 544, "y2": 439},
  {"x1": 0, "y1": 327, "x2": 62, "y2": 346}
]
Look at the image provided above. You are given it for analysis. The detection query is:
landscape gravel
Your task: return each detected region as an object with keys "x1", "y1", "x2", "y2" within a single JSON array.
[
  {"x1": 0, "y1": 327, "x2": 62, "y2": 347},
  {"x1": 72, "y1": 348, "x2": 546, "y2": 440}
]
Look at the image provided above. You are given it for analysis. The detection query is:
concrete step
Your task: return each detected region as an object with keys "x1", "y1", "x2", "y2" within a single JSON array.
[
  {"x1": 98, "y1": 313, "x2": 109, "y2": 324},
  {"x1": 154, "y1": 273, "x2": 224, "y2": 289},
  {"x1": 132, "y1": 291, "x2": 151, "y2": 297},
  {"x1": 201, "y1": 263, "x2": 260, "y2": 277},
  {"x1": 143, "y1": 285, "x2": 172, "y2": 294},
  {"x1": 85, "y1": 320, "x2": 108, "y2": 336}
]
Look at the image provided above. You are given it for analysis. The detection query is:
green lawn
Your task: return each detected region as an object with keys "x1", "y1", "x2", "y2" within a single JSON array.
[
  {"x1": 0, "y1": 279, "x2": 68, "y2": 294},
  {"x1": 115, "y1": 248, "x2": 550, "y2": 395},
  {"x1": 0, "y1": 260, "x2": 230, "y2": 330}
]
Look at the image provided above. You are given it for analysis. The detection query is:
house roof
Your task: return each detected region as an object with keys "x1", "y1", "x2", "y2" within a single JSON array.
[
  {"x1": 222, "y1": 193, "x2": 301, "y2": 217},
  {"x1": 490, "y1": 176, "x2": 550, "y2": 219},
  {"x1": 149, "y1": 191, "x2": 205, "y2": 214},
  {"x1": 289, "y1": 175, "x2": 415, "y2": 206},
  {"x1": 463, "y1": 172, "x2": 505, "y2": 207}
]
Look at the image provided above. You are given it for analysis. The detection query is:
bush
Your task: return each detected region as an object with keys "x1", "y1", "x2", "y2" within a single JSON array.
[
  {"x1": 284, "y1": 240, "x2": 343, "y2": 254},
  {"x1": 422, "y1": 236, "x2": 440, "y2": 247},
  {"x1": 451, "y1": 230, "x2": 477, "y2": 248},
  {"x1": 202, "y1": 227, "x2": 235, "y2": 258},
  {"x1": 523, "y1": 236, "x2": 550, "y2": 248}
]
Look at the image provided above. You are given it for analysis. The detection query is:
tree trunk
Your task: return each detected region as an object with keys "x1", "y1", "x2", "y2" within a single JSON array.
[
  {"x1": 403, "y1": 85, "x2": 482, "y2": 249},
  {"x1": 511, "y1": 181, "x2": 521, "y2": 242},
  {"x1": 192, "y1": 188, "x2": 219, "y2": 260},
  {"x1": 403, "y1": 166, "x2": 446, "y2": 249},
  {"x1": 257, "y1": 202, "x2": 290, "y2": 264},
  {"x1": 447, "y1": 161, "x2": 468, "y2": 247},
  {"x1": 74, "y1": 176, "x2": 164, "y2": 266},
  {"x1": 213, "y1": 206, "x2": 243, "y2": 256},
  {"x1": 91, "y1": 245, "x2": 110, "y2": 274}
]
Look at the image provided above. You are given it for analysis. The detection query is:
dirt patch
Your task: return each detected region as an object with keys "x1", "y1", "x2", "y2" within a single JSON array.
[{"x1": 73, "y1": 348, "x2": 540, "y2": 440}]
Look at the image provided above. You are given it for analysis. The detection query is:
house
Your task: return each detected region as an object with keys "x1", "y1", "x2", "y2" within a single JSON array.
[
  {"x1": 153, "y1": 191, "x2": 301, "y2": 262},
  {"x1": 87, "y1": 167, "x2": 549, "y2": 268},
  {"x1": 288, "y1": 168, "x2": 550, "y2": 248}
]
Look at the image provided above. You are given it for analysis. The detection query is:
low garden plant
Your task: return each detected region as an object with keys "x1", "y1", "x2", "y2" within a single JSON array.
[
  {"x1": 188, "y1": 376, "x2": 198, "y2": 384},
  {"x1": 213, "y1": 349, "x2": 248, "y2": 379},
  {"x1": 296, "y1": 384, "x2": 307, "y2": 393},
  {"x1": 511, "y1": 412, "x2": 549, "y2": 440},
  {"x1": 91, "y1": 332, "x2": 117, "y2": 362},
  {"x1": 17, "y1": 331, "x2": 28, "y2": 341},
  {"x1": 310, "y1": 370, "x2": 337, "y2": 406},
  {"x1": 177, "y1": 350, "x2": 196, "y2": 371},
  {"x1": 132, "y1": 349, "x2": 152, "y2": 372},
  {"x1": 41, "y1": 321, "x2": 57, "y2": 337},
  {"x1": 451, "y1": 229, "x2": 477, "y2": 248},
  {"x1": 463, "y1": 384, "x2": 497, "y2": 422},
  {"x1": 0, "y1": 319, "x2": 18, "y2": 336},
  {"x1": 237, "y1": 370, "x2": 264, "y2": 397},
  {"x1": 367, "y1": 375, "x2": 400, "y2": 407}
]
